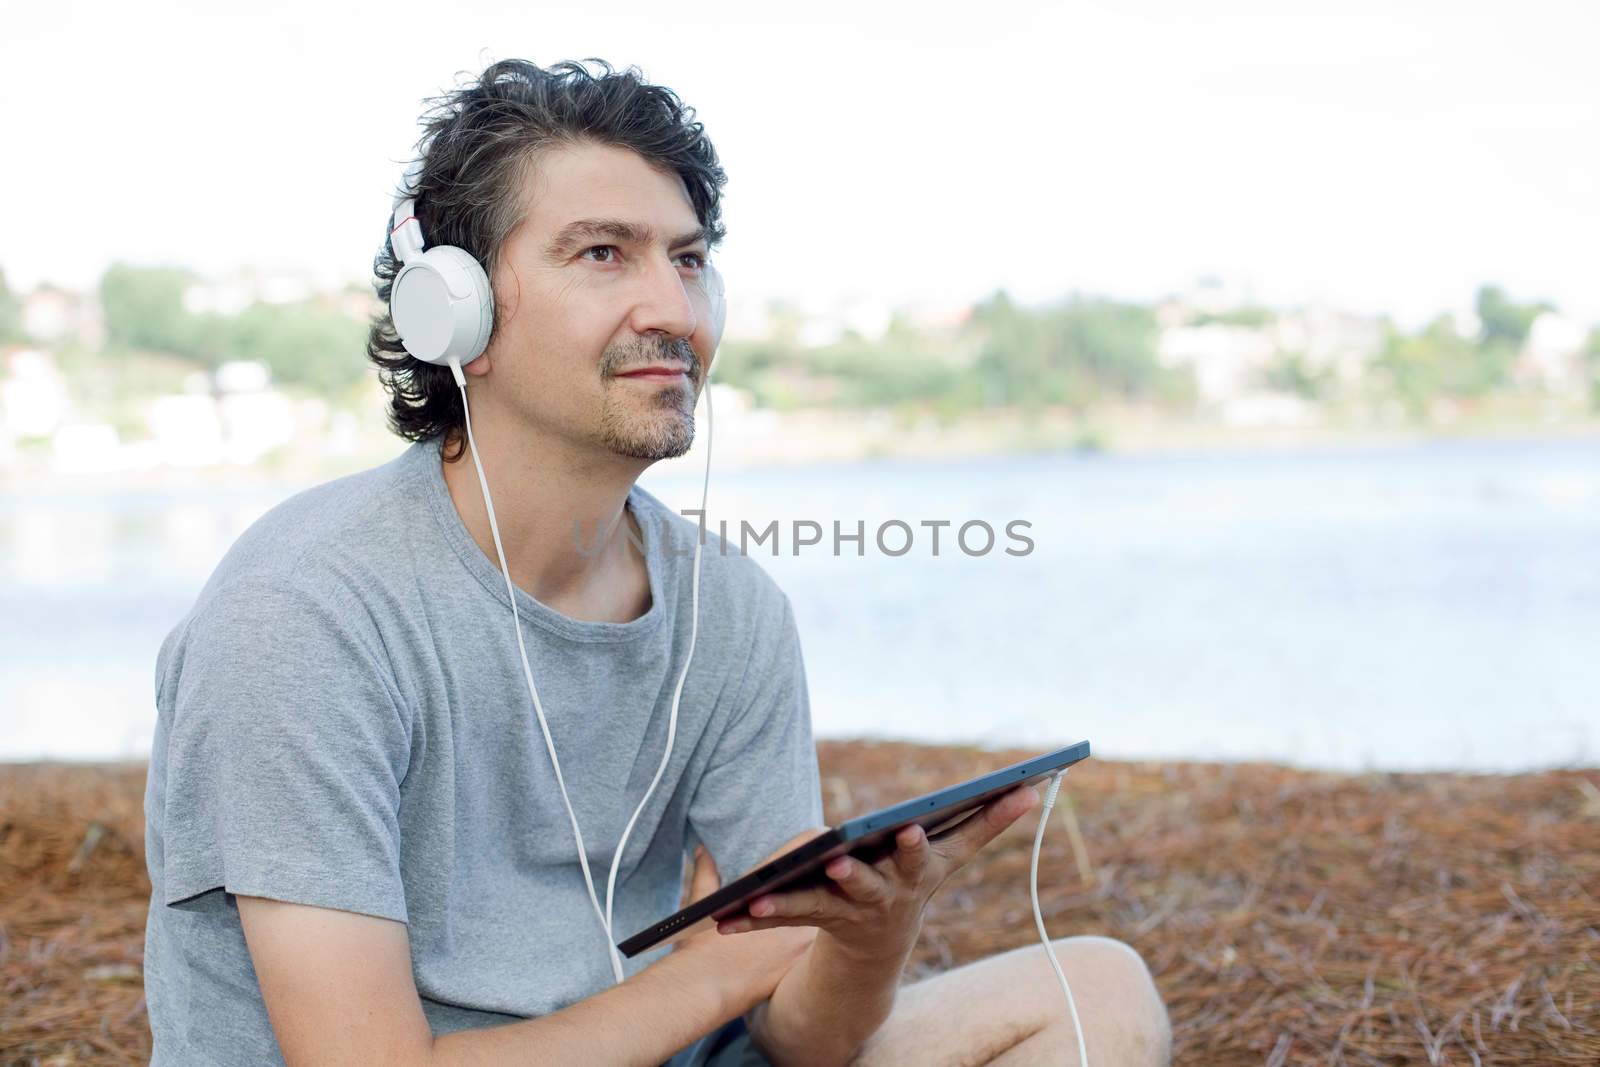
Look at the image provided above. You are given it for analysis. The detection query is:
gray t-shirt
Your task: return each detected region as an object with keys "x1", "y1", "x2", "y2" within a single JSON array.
[{"x1": 142, "y1": 434, "x2": 825, "y2": 1065}]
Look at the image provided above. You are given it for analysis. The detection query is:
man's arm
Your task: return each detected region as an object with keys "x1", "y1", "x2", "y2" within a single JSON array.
[
  {"x1": 238, "y1": 894, "x2": 735, "y2": 1067},
  {"x1": 745, "y1": 930, "x2": 902, "y2": 1067}
]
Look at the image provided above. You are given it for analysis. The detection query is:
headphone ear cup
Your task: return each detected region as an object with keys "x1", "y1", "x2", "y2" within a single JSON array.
[
  {"x1": 390, "y1": 245, "x2": 494, "y2": 367},
  {"x1": 706, "y1": 262, "x2": 726, "y2": 346}
]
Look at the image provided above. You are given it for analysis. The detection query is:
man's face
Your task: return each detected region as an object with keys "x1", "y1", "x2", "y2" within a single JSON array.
[{"x1": 485, "y1": 140, "x2": 718, "y2": 462}]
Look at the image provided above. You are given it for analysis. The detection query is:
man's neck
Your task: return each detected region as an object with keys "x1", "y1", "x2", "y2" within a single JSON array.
[{"x1": 438, "y1": 418, "x2": 654, "y2": 624}]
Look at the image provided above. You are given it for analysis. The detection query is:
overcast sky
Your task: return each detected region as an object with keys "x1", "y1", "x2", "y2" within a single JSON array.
[{"x1": 4, "y1": 0, "x2": 1596, "y2": 329}]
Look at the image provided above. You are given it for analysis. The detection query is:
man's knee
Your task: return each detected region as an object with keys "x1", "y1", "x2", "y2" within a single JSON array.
[
  {"x1": 853, "y1": 936, "x2": 1169, "y2": 1067},
  {"x1": 1046, "y1": 936, "x2": 1171, "y2": 1065}
]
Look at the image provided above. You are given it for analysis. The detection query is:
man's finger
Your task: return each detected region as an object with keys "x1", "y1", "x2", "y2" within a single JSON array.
[
  {"x1": 721, "y1": 883, "x2": 852, "y2": 931},
  {"x1": 818, "y1": 850, "x2": 894, "y2": 905},
  {"x1": 929, "y1": 785, "x2": 1040, "y2": 870},
  {"x1": 888, "y1": 823, "x2": 931, "y2": 882}
]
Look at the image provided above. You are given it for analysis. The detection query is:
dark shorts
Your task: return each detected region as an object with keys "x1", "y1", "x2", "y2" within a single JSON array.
[{"x1": 662, "y1": 1014, "x2": 773, "y2": 1067}]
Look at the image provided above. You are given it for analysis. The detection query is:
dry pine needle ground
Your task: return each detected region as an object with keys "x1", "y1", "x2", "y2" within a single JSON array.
[{"x1": 1, "y1": 743, "x2": 1596, "y2": 1066}]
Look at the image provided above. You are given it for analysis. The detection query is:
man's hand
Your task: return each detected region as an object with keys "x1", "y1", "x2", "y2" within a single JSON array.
[
  {"x1": 665, "y1": 830, "x2": 820, "y2": 1017},
  {"x1": 712, "y1": 785, "x2": 1042, "y2": 967}
]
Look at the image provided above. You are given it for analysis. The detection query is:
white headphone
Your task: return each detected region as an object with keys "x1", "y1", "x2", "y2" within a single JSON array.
[
  {"x1": 385, "y1": 156, "x2": 725, "y2": 985},
  {"x1": 387, "y1": 159, "x2": 495, "y2": 369}
]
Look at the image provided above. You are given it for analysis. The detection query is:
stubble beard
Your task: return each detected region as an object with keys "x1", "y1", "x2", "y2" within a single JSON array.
[{"x1": 596, "y1": 340, "x2": 702, "y2": 461}]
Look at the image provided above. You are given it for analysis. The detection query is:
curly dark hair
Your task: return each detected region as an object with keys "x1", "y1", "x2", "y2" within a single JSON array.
[{"x1": 366, "y1": 57, "x2": 729, "y2": 462}]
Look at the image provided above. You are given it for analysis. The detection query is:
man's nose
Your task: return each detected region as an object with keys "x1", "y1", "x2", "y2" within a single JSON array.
[{"x1": 627, "y1": 254, "x2": 698, "y2": 342}]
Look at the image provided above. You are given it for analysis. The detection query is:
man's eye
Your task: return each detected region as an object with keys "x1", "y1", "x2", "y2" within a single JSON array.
[{"x1": 580, "y1": 245, "x2": 705, "y2": 270}]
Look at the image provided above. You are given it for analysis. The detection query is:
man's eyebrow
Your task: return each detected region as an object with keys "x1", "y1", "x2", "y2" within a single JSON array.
[{"x1": 544, "y1": 218, "x2": 708, "y2": 260}]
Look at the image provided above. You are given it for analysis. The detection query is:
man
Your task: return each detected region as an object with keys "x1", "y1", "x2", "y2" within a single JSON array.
[{"x1": 142, "y1": 57, "x2": 1171, "y2": 1066}]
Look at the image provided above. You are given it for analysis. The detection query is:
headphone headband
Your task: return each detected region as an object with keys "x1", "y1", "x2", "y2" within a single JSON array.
[{"x1": 390, "y1": 158, "x2": 426, "y2": 265}]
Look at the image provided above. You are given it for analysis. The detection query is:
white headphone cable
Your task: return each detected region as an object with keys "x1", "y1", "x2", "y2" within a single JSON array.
[
  {"x1": 1031, "y1": 768, "x2": 1089, "y2": 1066},
  {"x1": 603, "y1": 374, "x2": 712, "y2": 959},
  {"x1": 447, "y1": 355, "x2": 714, "y2": 984}
]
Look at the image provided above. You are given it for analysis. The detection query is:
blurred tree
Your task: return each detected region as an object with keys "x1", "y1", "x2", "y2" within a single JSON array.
[
  {"x1": 1378, "y1": 314, "x2": 1514, "y2": 418},
  {"x1": 1262, "y1": 351, "x2": 1332, "y2": 401},
  {"x1": 807, "y1": 310, "x2": 964, "y2": 409},
  {"x1": 1191, "y1": 305, "x2": 1274, "y2": 328},
  {"x1": 971, "y1": 289, "x2": 1048, "y2": 409},
  {"x1": 184, "y1": 312, "x2": 239, "y2": 370},
  {"x1": 1585, "y1": 327, "x2": 1600, "y2": 413},
  {"x1": 1048, "y1": 297, "x2": 1162, "y2": 403},
  {"x1": 225, "y1": 302, "x2": 369, "y2": 394},
  {"x1": 706, "y1": 299, "x2": 808, "y2": 406},
  {"x1": 971, "y1": 291, "x2": 1160, "y2": 413},
  {"x1": 99, "y1": 263, "x2": 201, "y2": 358},
  {"x1": 1474, "y1": 284, "x2": 1554, "y2": 349},
  {"x1": 96, "y1": 263, "x2": 370, "y2": 392},
  {"x1": 0, "y1": 267, "x2": 25, "y2": 344},
  {"x1": 75, "y1": 264, "x2": 1588, "y2": 429}
]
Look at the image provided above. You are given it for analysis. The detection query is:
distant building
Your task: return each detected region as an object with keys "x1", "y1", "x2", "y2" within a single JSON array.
[
  {"x1": 1157, "y1": 286, "x2": 1383, "y2": 407},
  {"x1": 51, "y1": 422, "x2": 122, "y2": 475},
  {"x1": 793, "y1": 293, "x2": 894, "y2": 348},
  {"x1": 1514, "y1": 311, "x2": 1588, "y2": 397},
  {"x1": 141, "y1": 360, "x2": 297, "y2": 467},
  {"x1": 1218, "y1": 391, "x2": 1321, "y2": 428},
  {"x1": 0, "y1": 347, "x2": 70, "y2": 440},
  {"x1": 1157, "y1": 323, "x2": 1278, "y2": 405},
  {"x1": 1272, "y1": 304, "x2": 1383, "y2": 388},
  {"x1": 214, "y1": 360, "x2": 295, "y2": 464},
  {"x1": 146, "y1": 393, "x2": 225, "y2": 467},
  {"x1": 896, "y1": 298, "x2": 974, "y2": 333},
  {"x1": 182, "y1": 267, "x2": 318, "y2": 315},
  {"x1": 214, "y1": 360, "x2": 272, "y2": 393},
  {"x1": 21, "y1": 285, "x2": 105, "y2": 348},
  {"x1": 1446, "y1": 306, "x2": 1482, "y2": 342},
  {"x1": 729, "y1": 292, "x2": 970, "y2": 349}
]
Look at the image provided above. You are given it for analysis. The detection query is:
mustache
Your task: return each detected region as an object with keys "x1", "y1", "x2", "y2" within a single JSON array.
[{"x1": 602, "y1": 340, "x2": 700, "y2": 381}]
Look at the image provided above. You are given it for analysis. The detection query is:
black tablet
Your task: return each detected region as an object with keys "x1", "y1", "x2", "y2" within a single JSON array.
[{"x1": 617, "y1": 740, "x2": 1090, "y2": 958}]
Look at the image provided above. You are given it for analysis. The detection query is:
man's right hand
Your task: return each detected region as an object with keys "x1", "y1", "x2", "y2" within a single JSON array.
[{"x1": 665, "y1": 830, "x2": 824, "y2": 1016}]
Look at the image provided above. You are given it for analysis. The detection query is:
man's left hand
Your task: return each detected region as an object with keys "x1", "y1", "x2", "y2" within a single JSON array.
[{"x1": 715, "y1": 782, "x2": 1042, "y2": 965}]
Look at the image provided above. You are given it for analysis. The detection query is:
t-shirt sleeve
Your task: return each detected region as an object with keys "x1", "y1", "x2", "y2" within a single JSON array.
[
  {"x1": 156, "y1": 578, "x2": 412, "y2": 923},
  {"x1": 686, "y1": 590, "x2": 825, "y2": 884}
]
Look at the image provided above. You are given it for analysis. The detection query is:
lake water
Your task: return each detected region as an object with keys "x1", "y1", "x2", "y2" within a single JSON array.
[{"x1": 2, "y1": 435, "x2": 1595, "y2": 772}]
